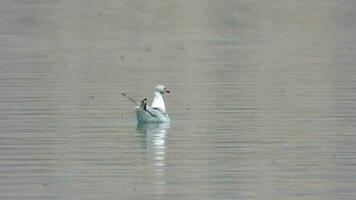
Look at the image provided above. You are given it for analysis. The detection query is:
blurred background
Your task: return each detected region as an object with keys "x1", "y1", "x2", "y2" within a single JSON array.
[{"x1": 0, "y1": 0, "x2": 355, "y2": 199}]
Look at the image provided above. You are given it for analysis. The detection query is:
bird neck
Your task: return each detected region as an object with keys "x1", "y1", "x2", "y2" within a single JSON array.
[{"x1": 151, "y1": 91, "x2": 166, "y2": 112}]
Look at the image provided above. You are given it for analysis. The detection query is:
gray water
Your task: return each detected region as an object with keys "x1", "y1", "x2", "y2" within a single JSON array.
[{"x1": 1, "y1": 0, "x2": 356, "y2": 199}]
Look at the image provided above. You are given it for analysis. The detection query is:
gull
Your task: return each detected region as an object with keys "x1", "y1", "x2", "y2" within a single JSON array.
[{"x1": 122, "y1": 85, "x2": 171, "y2": 123}]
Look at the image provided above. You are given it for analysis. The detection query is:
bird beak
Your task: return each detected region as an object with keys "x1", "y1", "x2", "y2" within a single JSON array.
[{"x1": 166, "y1": 90, "x2": 171, "y2": 94}]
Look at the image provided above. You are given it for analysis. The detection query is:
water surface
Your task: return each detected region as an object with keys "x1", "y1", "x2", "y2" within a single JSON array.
[{"x1": 0, "y1": 0, "x2": 356, "y2": 199}]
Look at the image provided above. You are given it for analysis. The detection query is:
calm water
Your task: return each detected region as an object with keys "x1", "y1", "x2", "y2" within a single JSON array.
[{"x1": 1, "y1": 0, "x2": 356, "y2": 199}]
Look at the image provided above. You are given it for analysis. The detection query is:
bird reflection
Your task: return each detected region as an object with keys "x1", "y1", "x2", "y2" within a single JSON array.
[{"x1": 137, "y1": 122, "x2": 170, "y2": 193}]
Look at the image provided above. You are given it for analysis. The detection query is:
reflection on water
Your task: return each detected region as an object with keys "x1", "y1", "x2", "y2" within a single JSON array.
[{"x1": 137, "y1": 123, "x2": 170, "y2": 194}]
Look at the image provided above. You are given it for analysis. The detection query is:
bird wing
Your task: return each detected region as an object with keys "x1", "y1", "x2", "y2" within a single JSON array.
[
  {"x1": 121, "y1": 93, "x2": 139, "y2": 105},
  {"x1": 144, "y1": 106, "x2": 164, "y2": 118}
]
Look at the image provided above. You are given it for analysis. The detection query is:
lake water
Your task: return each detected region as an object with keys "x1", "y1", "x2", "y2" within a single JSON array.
[{"x1": 0, "y1": 0, "x2": 356, "y2": 199}]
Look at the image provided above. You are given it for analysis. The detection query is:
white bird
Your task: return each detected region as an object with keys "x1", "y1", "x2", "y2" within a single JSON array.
[{"x1": 122, "y1": 85, "x2": 171, "y2": 123}]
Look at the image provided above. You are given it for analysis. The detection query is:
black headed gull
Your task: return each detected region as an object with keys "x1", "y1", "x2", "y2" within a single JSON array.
[{"x1": 122, "y1": 85, "x2": 170, "y2": 123}]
